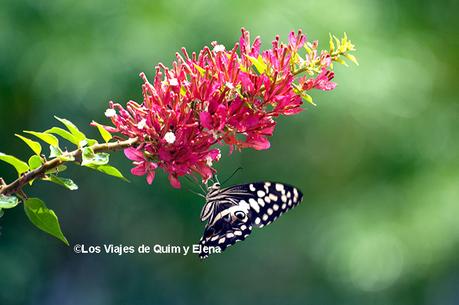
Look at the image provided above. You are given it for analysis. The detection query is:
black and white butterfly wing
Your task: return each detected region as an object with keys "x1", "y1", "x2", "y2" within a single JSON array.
[
  {"x1": 242, "y1": 182, "x2": 303, "y2": 228},
  {"x1": 198, "y1": 182, "x2": 303, "y2": 259},
  {"x1": 198, "y1": 212, "x2": 253, "y2": 259}
]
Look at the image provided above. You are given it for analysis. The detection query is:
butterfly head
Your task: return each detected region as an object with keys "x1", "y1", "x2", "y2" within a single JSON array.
[
  {"x1": 205, "y1": 182, "x2": 221, "y2": 199},
  {"x1": 208, "y1": 182, "x2": 221, "y2": 190}
]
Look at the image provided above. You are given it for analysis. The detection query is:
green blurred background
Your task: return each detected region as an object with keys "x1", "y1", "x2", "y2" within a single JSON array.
[{"x1": 1, "y1": 0, "x2": 458, "y2": 304}]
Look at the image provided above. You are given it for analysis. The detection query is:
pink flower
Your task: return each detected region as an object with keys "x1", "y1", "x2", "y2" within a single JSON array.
[
  {"x1": 99, "y1": 28, "x2": 354, "y2": 188},
  {"x1": 288, "y1": 30, "x2": 306, "y2": 52},
  {"x1": 300, "y1": 68, "x2": 336, "y2": 91},
  {"x1": 199, "y1": 104, "x2": 227, "y2": 131},
  {"x1": 124, "y1": 147, "x2": 157, "y2": 184}
]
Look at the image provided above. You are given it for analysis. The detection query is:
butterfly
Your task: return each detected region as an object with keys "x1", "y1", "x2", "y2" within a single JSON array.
[{"x1": 198, "y1": 181, "x2": 303, "y2": 259}]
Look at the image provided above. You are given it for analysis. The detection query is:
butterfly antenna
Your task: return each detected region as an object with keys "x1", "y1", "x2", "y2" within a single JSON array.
[
  {"x1": 184, "y1": 175, "x2": 195, "y2": 187},
  {"x1": 198, "y1": 182, "x2": 207, "y2": 194},
  {"x1": 187, "y1": 188, "x2": 206, "y2": 198},
  {"x1": 222, "y1": 166, "x2": 243, "y2": 186},
  {"x1": 184, "y1": 175, "x2": 206, "y2": 197}
]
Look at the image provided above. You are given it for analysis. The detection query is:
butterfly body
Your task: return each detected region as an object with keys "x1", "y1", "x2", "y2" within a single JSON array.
[{"x1": 198, "y1": 181, "x2": 303, "y2": 259}]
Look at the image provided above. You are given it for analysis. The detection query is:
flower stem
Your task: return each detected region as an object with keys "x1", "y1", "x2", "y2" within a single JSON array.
[{"x1": 0, "y1": 137, "x2": 138, "y2": 197}]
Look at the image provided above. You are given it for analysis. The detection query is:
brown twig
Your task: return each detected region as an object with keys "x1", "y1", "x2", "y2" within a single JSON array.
[{"x1": 0, "y1": 137, "x2": 138, "y2": 197}]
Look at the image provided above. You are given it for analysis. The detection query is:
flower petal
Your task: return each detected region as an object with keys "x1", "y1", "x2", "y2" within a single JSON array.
[
  {"x1": 199, "y1": 112, "x2": 213, "y2": 129},
  {"x1": 246, "y1": 135, "x2": 270, "y2": 150},
  {"x1": 146, "y1": 170, "x2": 156, "y2": 185},
  {"x1": 168, "y1": 174, "x2": 181, "y2": 189},
  {"x1": 124, "y1": 148, "x2": 144, "y2": 161},
  {"x1": 131, "y1": 165, "x2": 147, "y2": 176}
]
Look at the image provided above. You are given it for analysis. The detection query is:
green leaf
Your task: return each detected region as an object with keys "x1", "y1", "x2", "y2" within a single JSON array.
[
  {"x1": 302, "y1": 93, "x2": 316, "y2": 106},
  {"x1": 0, "y1": 153, "x2": 29, "y2": 175},
  {"x1": 28, "y1": 155, "x2": 43, "y2": 185},
  {"x1": 79, "y1": 139, "x2": 88, "y2": 147},
  {"x1": 79, "y1": 139, "x2": 98, "y2": 147},
  {"x1": 180, "y1": 86, "x2": 187, "y2": 96},
  {"x1": 45, "y1": 127, "x2": 76, "y2": 144},
  {"x1": 334, "y1": 57, "x2": 348, "y2": 66},
  {"x1": 24, "y1": 131, "x2": 59, "y2": 147},
  {"x1": 239, "y1": 63, "x2": 249, "y2": 73},
  {"x1": 54, "y1": 116, "x2": 86, "y2": 146},
  {"x1": 292, "y1": 83, "x2": 317, "y2": 106},
  {"x1": 0, "y1": 195, "x2": 19, "y2": 209},
  {"x1": 49, "y1": 145, "x2": 62, "y2": 158},
  {"x1": 91, "y1": 121, "x2": 112, "y2": 143},
  {"x1": 247, "y1": 55, "x2": 267, "y2": 74},
  {"x1": 329, "y1": 33, "x2": 335, "y2": 53},
  {"x1": 86, "y1": 139, "x2": 98, "y2": 146},
  {"x1": 344, "y1": 53, "x2": 359, "y2": 66},
  {"x1": 81, "y1": 147, "x2": 109, "y2": 166},
  {"x1": 333, "y1": 35, "x2": 341, "y2": 50},
  {"x1": 49, "y1": 146, "x2": 75, "y2": 161},
  {"x1": 88, "y1": 164, "x2": 129, "y2": 181},
  {"x1": 15, "y1": 134, "x2": 42, "y2": 155},
  {"x1": 24, "y1": 198, "x2": 69, "y2": 245},
  {"x1": 45, "y1": 165, "x2": 67, "y2": 174},
  {"x1": 193, "y1": 63, "x2": 206, "y2": 76},
  {"x1": 28, "y1": 155, "x2": 43, "y2": 170},
  {"x1": 44, "y1": 175, "x2": 78, "y2": 190}
]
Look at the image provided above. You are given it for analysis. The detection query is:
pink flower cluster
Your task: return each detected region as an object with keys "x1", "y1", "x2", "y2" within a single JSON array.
[{"x1": 100, "y1": 28, "x2": 352, "y2": 188}]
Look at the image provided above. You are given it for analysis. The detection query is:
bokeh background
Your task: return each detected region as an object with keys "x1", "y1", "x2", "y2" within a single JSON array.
[{"x1": 1, "y1": 0, "x2": 458, "y2": 304}]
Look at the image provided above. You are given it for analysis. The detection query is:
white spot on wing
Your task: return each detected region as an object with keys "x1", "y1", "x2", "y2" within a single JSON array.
[
  {"x1": 267, "y1": 208, "x2": 273, "y2": 215},
  {"x1": 238, "y1": 200, "x2": 250, "y2": 211},
  {"x1": 257, "y1": 198, "x2": 265, "y2": 207},
  {"x1": 249, "y1": 198, "x2": 260, "y2": 213},
  {"x1": 257, "y1": 190, "x2": 265, "y2": 197},
  {"x1": 269, "y1": 194, "x2": 278, "y2": 201},
  {"x1": 275, "y1": 183, "x2": 284, "y2": 192},
  {"x1": 249, "y1": 184, "x2": 255, "y2": 192}
]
